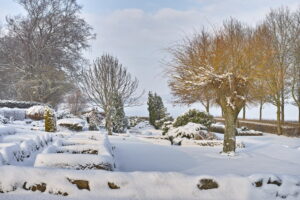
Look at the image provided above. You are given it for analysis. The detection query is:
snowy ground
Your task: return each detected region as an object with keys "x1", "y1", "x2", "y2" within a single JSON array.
[{"x1": 0, "y1": 121, "x2": 299, "y2": 199}]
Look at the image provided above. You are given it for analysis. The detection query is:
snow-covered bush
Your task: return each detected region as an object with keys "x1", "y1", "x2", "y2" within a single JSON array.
[
  {"x1": 0, "y1": 107, "x2": 26, "y2": 121},
  {"x1": 173, "y1": 109, "x2": 214, "y2": 128},
  {"x1": 162, "y1": 120, "x2": 174, "y2": 135},
  {"x1": 155, "y1": 116, "x2": 174, "y2": 130},
  {"x1": 44, "y1": 107, "x2": 57, "y2": 132},
  {"x1": 26, "y1": 105, "x2": 46, "y2": 120},
  {"x1": 57, "y1": 118, "x2": 86, "y2": 131},
  {"x1": 56, "y1": 109, "x2": 76, "y2": 120},
  {"x1": 87, "y1": 109, "x2": 99, "y2": 131},
  {"x1": 167, "y1": 122, "x2": 218, "y2": 141}
]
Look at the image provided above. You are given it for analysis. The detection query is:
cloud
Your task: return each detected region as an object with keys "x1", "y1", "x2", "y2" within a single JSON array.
[{"x1": 81, "y1": 3, "x2": 299, "y2": 117}]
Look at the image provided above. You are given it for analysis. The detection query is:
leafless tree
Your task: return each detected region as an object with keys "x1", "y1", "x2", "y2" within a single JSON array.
[
  {"x1": 80, "y1": 54, "x2": 142, "y2": 135},
  {"x1": 290, "y1": 8, "x2": 300, "y2": 123},
  {"x1": 0, "y1": 0, "x2": 95, "y2": 106},
  {"x1": 264, "y1": 7, "x2": 295, "y2": 123}
]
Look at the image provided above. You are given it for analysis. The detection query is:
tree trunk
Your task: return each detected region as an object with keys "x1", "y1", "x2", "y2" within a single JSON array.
[
  {"x1": 281, "y1": 89, "x2": 285, "y2": 122},
  {"x1": 276, "y1": 103, "x2": 282, "y2": 135},
  {"x1": 105, "y1": 109, "x2": 113, "y2": 135},
  {"x1": 259, "y1": 100, "x2": 263, "y2": 121},
  {"x1": 223, "y1": 108, "x2": 238, "y2": 153},
  {"x1": 242, "y1": 106, "x2": 246, "y2": 120},
  {"x1": 298, "y1": 106, "x2": 300, "y2": 124},
  {"x1": 206, "y1": 100, "x2": 210, "y2": 113}
]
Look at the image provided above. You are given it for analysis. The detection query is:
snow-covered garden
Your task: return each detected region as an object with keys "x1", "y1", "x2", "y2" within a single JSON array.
[
  {"x1": 0, "y1": 104, "x2": 299, "y2": 200},
  {"x1": 0, "y1": 0, "x2": 300, "y2": 199}
]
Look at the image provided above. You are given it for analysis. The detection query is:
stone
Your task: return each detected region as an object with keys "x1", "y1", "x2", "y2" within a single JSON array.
[{"x1": 197, "y1": 179, "x2": 219, "y2": 190}]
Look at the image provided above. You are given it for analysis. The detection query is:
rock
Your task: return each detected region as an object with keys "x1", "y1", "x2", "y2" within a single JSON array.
[
  {"x1": 253, "y1": 179, "x2": 263, "y2": 187},
  {"x1": 108, "y1": 182, "x2": 120, "y2": 189},
  {"x1": 57, "y1": 118, "x2": 85, "y2": 131},
  {"x1": 267, "y1": 177, "x2": 282, "y2": 186},
  {"x1": 197, "y1": 179, "x2": 219, "y2": 190},
  {"x1": 23, "y1": 182, "x2": 47, "y2": 192},
  {"x1": 67, "y1": 178, "x2": 90, "y2": 191}
]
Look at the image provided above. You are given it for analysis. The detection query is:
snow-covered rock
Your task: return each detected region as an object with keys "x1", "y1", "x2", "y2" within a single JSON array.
[
  {"x1": 26, "y1": 105, "x2": 47, "y2": 120},
  {"x1": 57, "y1": 118, "x2": 86, "y2": 131},
  {"x1": 34, "y1": 153, "x2": 114, "y2": 171}
]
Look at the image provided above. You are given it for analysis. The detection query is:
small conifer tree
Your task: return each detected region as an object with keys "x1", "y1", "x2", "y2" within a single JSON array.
[
  {"x1": 44, "y1": 107, "x2": 57, "y2": 132},
  {"x1": 112, "y1": 94, "x2": 126, "y2": 133},
  {"x1": 147, "y1": 92, "x2": 168, "y2": 128}
]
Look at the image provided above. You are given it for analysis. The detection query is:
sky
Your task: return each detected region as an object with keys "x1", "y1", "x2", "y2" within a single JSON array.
[{"x1": 0, "y1": 0, "x2": 299, "y2": 119}]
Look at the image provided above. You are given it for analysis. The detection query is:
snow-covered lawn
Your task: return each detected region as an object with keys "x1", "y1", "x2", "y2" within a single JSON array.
[{"x1": 0, "y1": 121, "x2": 299, "y2": 199}]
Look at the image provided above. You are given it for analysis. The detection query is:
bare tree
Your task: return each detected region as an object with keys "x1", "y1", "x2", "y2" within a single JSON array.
[
  {"x1": 167, "y1": 19, "x2": 271, "y2": 153},
  {"x1": 0, "y1": 0, "x2": 95, "y2": 105},
  {"x1": 290, "y1": 8, "x2": 300, "y2": 123},
  {"x1": 80, "y1": 54, "x2": 141, "y2": 135},
  {"x1": 264, "y1": 8, "x2": 294, "y2": 124}
]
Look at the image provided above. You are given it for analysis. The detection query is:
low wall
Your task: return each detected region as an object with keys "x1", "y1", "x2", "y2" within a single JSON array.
[{"x1": 215, "y1": 118, "x2": 300, "y2": 137}]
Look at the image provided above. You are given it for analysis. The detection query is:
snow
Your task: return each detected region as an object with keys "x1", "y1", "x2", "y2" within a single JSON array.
[
  {"x1": 0, "y1": 118, "x2": 299, "y2": 199},
  {"x1": 0, "y1": 125, "x2": 16, "y2": 136}
]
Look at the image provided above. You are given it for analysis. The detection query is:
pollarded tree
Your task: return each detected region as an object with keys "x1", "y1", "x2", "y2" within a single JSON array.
[
  {"x1": 168, "y1": 30, "x2": 215, "y2": 113},
  {"x1": 167, "y1": 19, "x2": 270, "y2": 153},
  {"x1": 81, "y1": 54, "x2": 141, "y2": 135}
]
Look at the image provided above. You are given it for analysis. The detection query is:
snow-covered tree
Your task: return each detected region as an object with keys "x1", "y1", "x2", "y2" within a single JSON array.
[
  {"x1": 112, "y1": 93, "x2": 127, "y2": 133},
  {"x1": 0, "y1": 0, "x2": 94, "y2": 106},
  {"x1": 80, "y1": 54, "x2": 141, "y2": 135},
  {"x1": 167, "y1": 19, "x2": 271, "y2": 153}
]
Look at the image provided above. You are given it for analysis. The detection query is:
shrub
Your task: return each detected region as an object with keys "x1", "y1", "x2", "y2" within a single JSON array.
[
  {"x1": 44, "y1": 107, "x2": 57, "y2": 132},
  {"x1": 161, "y1": 120, "x2": 174, "y2": 135},
  {"x1": 173, "y1": 109, "x2": 214, "y2": 128},
  {"x1": 154, "y1": 116, "x2": 173, "y2": 130}
]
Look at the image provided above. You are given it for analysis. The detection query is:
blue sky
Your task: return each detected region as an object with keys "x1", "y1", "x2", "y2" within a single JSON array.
[{"x1": 1, "y1": 0, "x2": 300, "y2": 119}]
